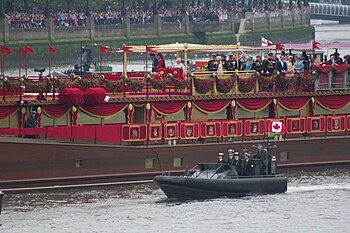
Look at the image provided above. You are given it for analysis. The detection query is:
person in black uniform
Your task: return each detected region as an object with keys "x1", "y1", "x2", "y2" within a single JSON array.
[
  {"x1": 233, "y1": 152, "x2": 241, "y2": 176},
  {"x1": 252, "y1": 55, "x2": 262, "y2": 73},
  {"x1": 150, "y1": 53, "x2": 158, "y2": 72},
  {"x1": 24, "y1": 110, "x2": 37, "y2": 139},
  {"x1": 262, "y1": 53, "x2": 275, "y2": 73},
  {"x1": 243, "y1": 153, "x2": 254, "y2": 176},
  {"x1": 226, "y1": 54, "x2": 237, "y2": 71},
  {"x1": 208, "y1": 54, "x2": 218, "y2": 71},
  {"x1": 227, "y1": 149, "x2": 235, "y2": 165},
  {"x1": 217, "y1": 152, "x2": 225, "y2": 163}
]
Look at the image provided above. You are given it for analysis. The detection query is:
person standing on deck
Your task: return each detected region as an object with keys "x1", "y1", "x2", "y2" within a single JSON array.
[
  {"x1": 157, "y1": 52, "x2": 166, "y2": 71},
  {"x1": 24, "y1": 110, "x2": 37, "y2": 139},
  {"x1": 173, "y1": 58, "x2": 184, "y2": 70},
  {"x1": 217, "y1": 152, "x2": 225, "y2": 163},
  {"x1": 150, "y1": 53, "x2": 158, "y2": 72},
  {"x1": 253, "y1": 144, "x2": 268, "y2": 175}
]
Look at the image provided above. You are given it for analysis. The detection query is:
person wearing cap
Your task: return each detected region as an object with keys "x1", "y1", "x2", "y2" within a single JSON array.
[
  {"x1": 157, "y1": 52, "x2": 166, "y2": 70},
  {"x1": 243, "y1": 152, "x2": 254, "y2": 176},
  {"x1": 227, "y1": 149, "x2": 235, "y2": 165},
  {"x1": 262, "y1": 52, "x2": 275, "y2": 73},
  {"x1": 233, "y1": 152, "x2": 241, "y2": 176},
  {"x1": 24, "y1": 109, "x2": 37, "y2": 139},
  {"x1": 217, "y1": 152, "x2": 225, "y2": 163},
  {"x1": 150, "y1": 53, "x2": 158, "y2": 72}
]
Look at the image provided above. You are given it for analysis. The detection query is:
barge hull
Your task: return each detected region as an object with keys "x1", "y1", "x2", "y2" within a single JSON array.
[{"x1": 0, "y1": 136, "x2": 349, "y2": 191}]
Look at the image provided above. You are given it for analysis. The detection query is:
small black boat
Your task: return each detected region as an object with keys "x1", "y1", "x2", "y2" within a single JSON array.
[{"x1": 154, "y1": 154, "x2": 287, "y2": 199}]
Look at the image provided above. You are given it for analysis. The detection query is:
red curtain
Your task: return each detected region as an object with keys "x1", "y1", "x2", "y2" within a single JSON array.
[
  {"x1": 193, "y1": 100, "x2": 230, "y2": 113},
  {"x1": 81, "y1": 103, "x2": 127, "y2": 117},
  {"x1": 59, "y1": 88, "x2": 83, "y2": 106},
  {"x1": 43, "y1": 105, "x2": 70, "y2": 118},
  {"x1": 316, "y1": 95, "x2": 350, "y2": 110},
  {"x1": 83, "y1": 88, "x2": 106, "y2": 105},
  {"x1": 0, "y1": 106, "x2": 19, "y2": 119},
  {"x1": 71, "y1": 126, "x2": 96, "y2": 139},
  {"x1": 279, "y1": 97, "x2": 310, "y2": 110},
  {"x1": 95, "y1": 125, "x2": 122, "y2": 142},
  {"x1": 237, "y1": 98, "x2": 271, "y2": 111},
  {"x1": 152, "y1": 101, "x2": 186, "y2": 115}
]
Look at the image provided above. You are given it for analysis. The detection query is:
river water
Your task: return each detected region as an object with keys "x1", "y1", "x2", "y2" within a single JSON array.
[
  {"x1": 1, "y1": 24, "x2": 350, "y2": 233},
  {"x1": 0, "y1": 168, "x2": 349, "y2": 233}
]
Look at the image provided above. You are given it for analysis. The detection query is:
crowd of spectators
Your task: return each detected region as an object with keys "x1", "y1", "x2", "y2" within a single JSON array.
[{"x1": 5, "y1": 2, "x2": 309, "y2": 29}]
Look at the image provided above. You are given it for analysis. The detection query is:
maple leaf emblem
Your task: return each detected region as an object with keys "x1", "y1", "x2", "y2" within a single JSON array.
[{"x1": 273, "y1": 123, "x2": 281, "y2": 130}]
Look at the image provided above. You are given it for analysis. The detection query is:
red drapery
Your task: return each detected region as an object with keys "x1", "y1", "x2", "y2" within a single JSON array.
[
  {"x1": 193, "y1": 100, "x2": 230, "y2": 113},
  {"x1": 279, "y1": 97, "x2": 310, "y2": 110},
  {"x1": 80, "y1": 103, "x2": 127, "y2": 117},
  {"x1": 152, "y1": 101, "x2": 186, "y2": 115},
  {"x1": 95, "y1": 125, "x2": 122, "y2": 142},
  {"x1": 59, "y1": 88, "x2": 83, "y2": 106},
  {"x1": 237, "y1": 98, "x2": 271, "y2": 112},
  {"x1": 0, "y1": 106, "x2": 19, "y2": 119},
  {"x1": 43, "y1": 105, "x2": 71, "y2": 118},
  {"x1": 82, "y1": 88, "x2": 106, "y2": 105},
  {"x1": 316, "y1": 95, "x2": 350, "y2": 110}
]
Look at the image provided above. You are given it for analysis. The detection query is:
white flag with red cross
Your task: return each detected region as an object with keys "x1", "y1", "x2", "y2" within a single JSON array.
[
  {"x1": 268, "y1": 121, "x2": 285, "y2": 134},
  {"x1": 261, "y1": 37, "x2": 273, "y2": 47}
]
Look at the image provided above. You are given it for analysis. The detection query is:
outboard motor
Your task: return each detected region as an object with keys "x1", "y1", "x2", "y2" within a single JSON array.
[
  {"x1": 270, "y1": 155, "x2": 277, "y2": 175},
  {"x1": 0, "y1": 191, "x2": 4, "y2": 215}
]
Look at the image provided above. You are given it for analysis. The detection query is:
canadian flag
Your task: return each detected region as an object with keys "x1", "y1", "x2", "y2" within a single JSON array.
[
  {"x1": 268, "y1": 121, "x2": 285, "y2": 134},
  {"x1": 261, "y1": 37, "x2": 273, "y2": 47}
]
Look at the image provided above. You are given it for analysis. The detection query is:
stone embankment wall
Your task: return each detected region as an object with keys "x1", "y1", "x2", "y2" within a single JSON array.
[{"x1": 0, "y1": 10, "x2": 312, "y2": 46}]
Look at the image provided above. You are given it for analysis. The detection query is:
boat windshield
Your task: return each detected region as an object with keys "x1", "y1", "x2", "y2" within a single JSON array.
[{"x1": 192, "y1": 163, "x2": 233, "y2": 179}]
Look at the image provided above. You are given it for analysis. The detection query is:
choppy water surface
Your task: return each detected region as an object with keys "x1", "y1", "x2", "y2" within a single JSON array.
[{"x1": 0, "y1": 168, "x2": 349, "y2": 233}]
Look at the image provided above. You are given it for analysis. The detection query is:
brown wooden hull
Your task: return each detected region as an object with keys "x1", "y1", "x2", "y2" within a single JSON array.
[{"x1": 0, "y1": 136, "x2": 349, "y2": 191}]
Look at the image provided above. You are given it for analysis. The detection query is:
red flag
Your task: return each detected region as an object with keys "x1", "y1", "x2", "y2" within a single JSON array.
[
  {"x1": 312, "y1": 41, "x2": 320, "y2": 50},
  {"x1": 49, "y1": 44, "x2": 58, "y2": 53},
  {"x1": 146, "y1": 45, "x2": 156, "y2": 53},
  {"x1": 100, "y1": 45, "x2": 109, "y2": 53},
  {"x1": 0, "y1": 45, "x2": 12, "y2": 54},
  {"x1": 25, "y1": 45, "x2": 34, "y2": 54},
  {"x1": 19, "y1": 46, "x2": 26, "y2": 54},
  {"x1": 276, "y1": 43, "x2": 285, "y2": 50},
  {"x1": 123, "y1": 45, "x2": 133, "y2": 53}
]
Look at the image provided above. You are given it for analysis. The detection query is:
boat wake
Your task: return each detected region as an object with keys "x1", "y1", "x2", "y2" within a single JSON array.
[{"x1": 287, "y1": 183, "x2": 350, "y2": 193}]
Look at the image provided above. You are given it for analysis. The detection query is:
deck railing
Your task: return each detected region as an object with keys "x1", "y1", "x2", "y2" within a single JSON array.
[
  {"x1": 0, "y1": 64, "x2": 349, "y2": 102},
  {"x1": 0, "y1": 115, "x2": 348, "y2": 146}
]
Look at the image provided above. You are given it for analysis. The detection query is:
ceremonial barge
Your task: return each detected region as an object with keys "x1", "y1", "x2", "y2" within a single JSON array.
[{"x1": 0, "y1": 42, "x2": 350, "y2": 192}]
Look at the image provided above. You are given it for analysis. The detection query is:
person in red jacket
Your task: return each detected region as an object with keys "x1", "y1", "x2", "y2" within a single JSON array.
[{"x1": 157, "y1": 52, "x2": 166, "y2": 71}]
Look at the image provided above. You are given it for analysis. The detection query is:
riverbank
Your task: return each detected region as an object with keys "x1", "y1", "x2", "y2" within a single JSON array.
[{"x1": 2, "y1": 26, "x2": 314, "y2": 68}]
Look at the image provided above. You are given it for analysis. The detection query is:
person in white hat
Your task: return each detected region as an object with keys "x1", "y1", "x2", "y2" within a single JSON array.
[
  {"x1": 217, "y1": 152, "x2": 225, "y2": 163},
  {"x1": 227, "y1": 149, "x2": 235, "y2": 165},
  {"x1": 173, "y1": 58, "x2": 184, "y2": 70}
]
